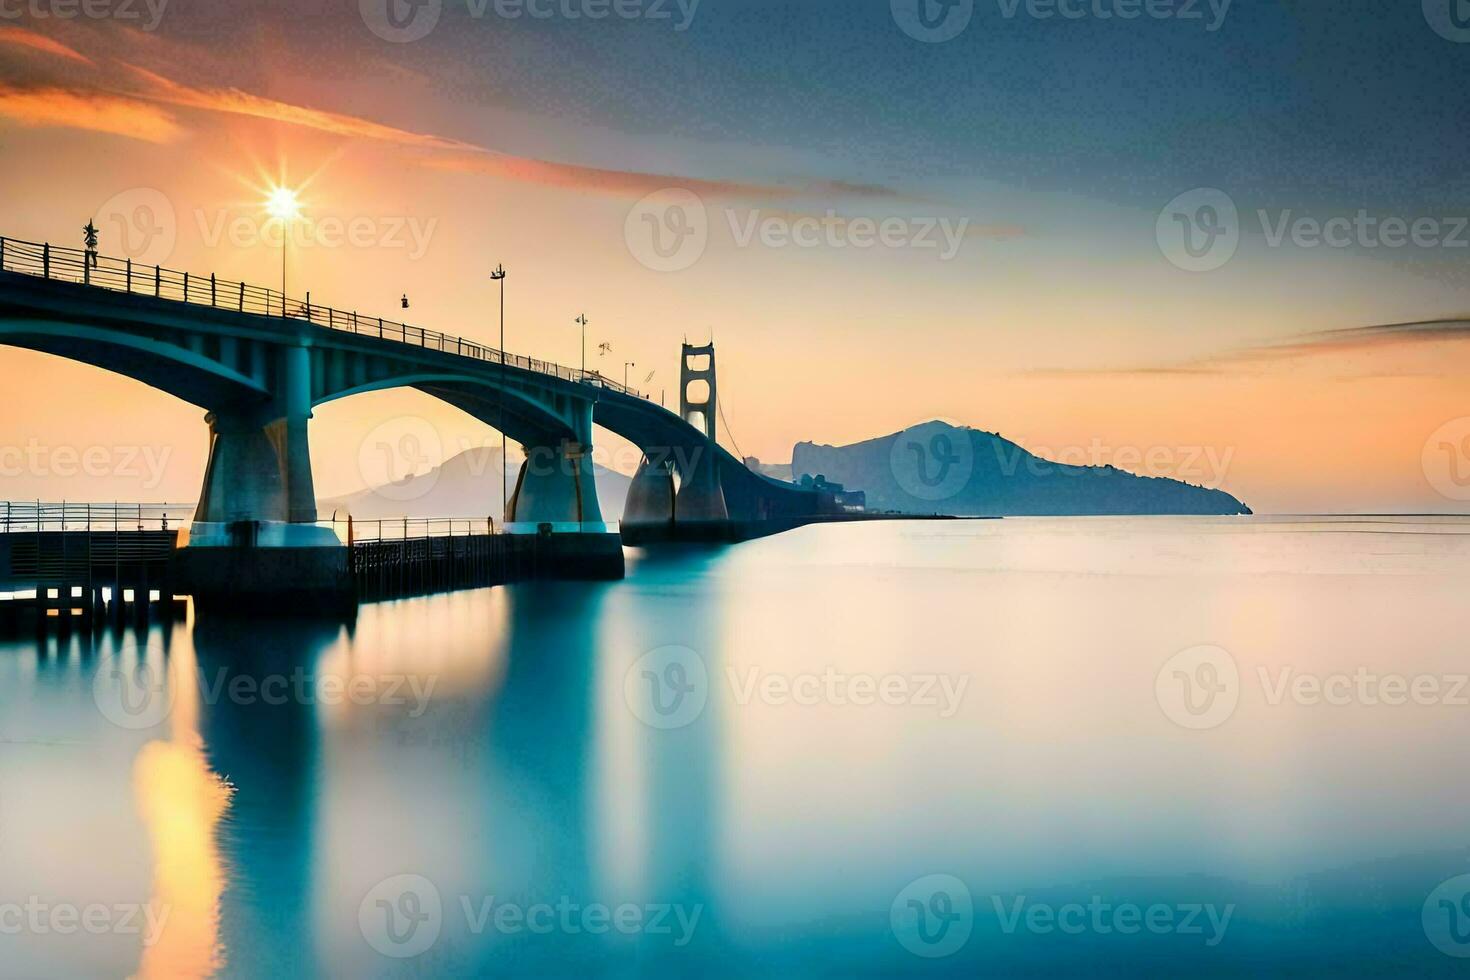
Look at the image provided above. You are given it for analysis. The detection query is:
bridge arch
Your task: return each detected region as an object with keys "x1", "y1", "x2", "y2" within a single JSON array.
[{"x1": 0, "y1": 318, "x2": 270, "y2": 410}]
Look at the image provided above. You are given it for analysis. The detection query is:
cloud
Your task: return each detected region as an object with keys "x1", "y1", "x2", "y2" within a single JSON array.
[
  {"x1": 1027, "y1": 318, "x2": 1470, "y2": 379},
  {"x1": 0, "y1": 26, "x2": 95, "y2": 65},
  {"x1": 0, "y1": 27, "x2": 907, "y2": 201},
  {"x1": 0, "y1": 85, "x2": 181, "y2": 143},
  {"x1": 421, "y1": 151, "x2": 901, "y2": 201}
]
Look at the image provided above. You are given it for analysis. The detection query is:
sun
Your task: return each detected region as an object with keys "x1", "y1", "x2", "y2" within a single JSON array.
[{"x1": 264, "y1": 186, "x2": 302, "y2": 222}]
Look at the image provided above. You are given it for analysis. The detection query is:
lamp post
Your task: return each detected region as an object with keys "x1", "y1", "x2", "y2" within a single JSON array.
[
  {"x1": 575, "y1": 314, "x2": 589, "y2": 379},
  {"x1": 491, "y1": 263, "x2": 507, "y2": 521},
  {"x1": 266, "y1": 187, "x2": 301, "y2": 319},
  {"x1": 624, "y1": 361, "x2": 636, "y2": 390}
]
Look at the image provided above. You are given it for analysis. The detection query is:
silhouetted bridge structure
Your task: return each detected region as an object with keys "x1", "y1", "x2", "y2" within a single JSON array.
[{"x1": 0, "y1": 235, "x2": 857, "y2": 608}]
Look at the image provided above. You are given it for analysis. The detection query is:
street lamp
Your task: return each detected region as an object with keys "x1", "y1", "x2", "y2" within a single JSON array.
[
  {"x1": 624, "y1": 361, "x2": 636, "y2": 390},
  {"x1": 491, "y1": 263, "x2": 507, "y2": 521},
  {"x1": 266, "y1": 186, "x2": 301, "y2": 317},
  {"x1": 575, "y1": 313, "x2": 589, "y2": 379}
]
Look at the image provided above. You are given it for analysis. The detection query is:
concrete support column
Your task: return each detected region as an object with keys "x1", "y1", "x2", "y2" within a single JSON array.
[
  {"x1": 194, "y1": 409, "x2": 289, "y2": 525},
  {"x1": 280, "y1": 343, "x2": 317, "y2": 525},
  {"x1": 675, "y1": 448, "x2": 729, "y2": 523},
  {"x1": 505, "y1": 439, "x2": 608, "y2": 533},
  {"x1": 623, "y1": 454, "x2": 677, "y2": 529}
]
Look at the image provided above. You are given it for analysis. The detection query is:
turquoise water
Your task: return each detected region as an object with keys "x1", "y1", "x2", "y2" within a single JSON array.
[{"x1": 3, "y1": 518, "x2": 1470, "y2": 977}]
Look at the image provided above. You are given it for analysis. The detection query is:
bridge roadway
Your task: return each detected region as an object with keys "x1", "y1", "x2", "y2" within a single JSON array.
[{"x1": 0, "y1": 237, "x2": 849, "y2": 607}]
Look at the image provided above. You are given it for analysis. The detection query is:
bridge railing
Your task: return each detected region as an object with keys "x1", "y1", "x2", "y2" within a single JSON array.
[
  {"x1": 322, "y1": 515, "x2": 500, "y2": 543},
  {"x1": 0, "y1": 236, "x2": 658, "y2": 401},
  {"x1": 0, "y1": 501, "x2": 190, "y2": 533},
  {"x1": 0, "y1": 503, "x2": 512, "y2": 542}
]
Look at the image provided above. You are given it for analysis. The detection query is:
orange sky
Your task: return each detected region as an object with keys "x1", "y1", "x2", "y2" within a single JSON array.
[{"x1": 1, "y1": 20, "x2": 1467, "y2": 514}]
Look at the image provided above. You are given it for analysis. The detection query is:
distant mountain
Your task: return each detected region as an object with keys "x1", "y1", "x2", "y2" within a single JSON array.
[
  {"x1": 321, "y1": 446, "x2": 634, "y2": 524},
  {"x1": 791, "y1": 421, "x2": 1251, "y2": 517}
]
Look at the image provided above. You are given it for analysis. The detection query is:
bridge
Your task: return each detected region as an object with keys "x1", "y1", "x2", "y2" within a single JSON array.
[{"x1": 0, "y1": 235, "x2": 853, "y2": 607}]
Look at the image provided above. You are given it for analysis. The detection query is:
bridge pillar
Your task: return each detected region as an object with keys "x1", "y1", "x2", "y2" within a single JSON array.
[
  {"x1": 177, "y1": 343, "x2": 348, "y2": 610},
  {"x1": 675, "y1": 448, "x2": 729, "y2": 524},
  {"x1": 622, "y1": 454, "x2": 677, "y2": 531},
  {"x1": 502, "y1": 406, "x2": 622, "y2": 578},
  {"x1": 189, "y1": 345, "x2": 327, "y2": 543}
]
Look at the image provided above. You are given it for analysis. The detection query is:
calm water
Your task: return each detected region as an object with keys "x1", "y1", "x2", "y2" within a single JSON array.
[{"x1": 4, "y1": 518, "x2": 1470, "y2": 977}]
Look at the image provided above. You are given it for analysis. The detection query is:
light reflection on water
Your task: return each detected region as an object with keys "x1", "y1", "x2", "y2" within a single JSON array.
[{"x1": 2, "y1": 518, "x2": 1470, "y2": 976}]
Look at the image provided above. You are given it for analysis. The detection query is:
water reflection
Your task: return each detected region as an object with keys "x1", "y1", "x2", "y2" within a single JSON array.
[{"x1": 4, "y1": 520, "x2": 1470, "y2": 976}]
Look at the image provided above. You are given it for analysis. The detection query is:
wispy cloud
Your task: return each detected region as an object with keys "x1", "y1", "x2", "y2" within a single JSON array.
[
  {"x1": 0, "y1": 26, "x2": 94, "y2": 65},
  {"x1": 121, "y1": 64, "x2": 481, "y2": 153},
  {"x1": 0, "y1": 85, "x2": 181, "y2": 143},
  {"x1": 1028, "y1": 318, "x2": 1470, "y2": 379},
  {"x1": 422, "y1": 152, "x2": 904, "y2": 201}
]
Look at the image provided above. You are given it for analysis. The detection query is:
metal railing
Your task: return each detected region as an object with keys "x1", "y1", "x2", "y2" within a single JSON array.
[
  {"x1": 0, "y1": 503, "x2": 508, "y2": 542},
  {"x1": 1, "y1": 501, "x2": 189, "y2": 533},
  {"x1": 325, "y1": 515, "x2": 499, "y2": 543},
  {"x1": 0, "y1": 235, "x2": 655, "y2": 401}
]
